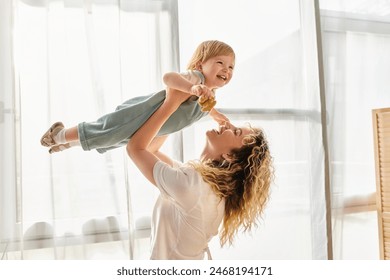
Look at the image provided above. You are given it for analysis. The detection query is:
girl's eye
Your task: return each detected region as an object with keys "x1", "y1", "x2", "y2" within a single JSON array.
[{"x1": 217, "y1": 61, "x2": 223, "y2": 64}]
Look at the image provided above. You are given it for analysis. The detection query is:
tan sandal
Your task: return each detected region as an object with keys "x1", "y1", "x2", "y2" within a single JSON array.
[
  {"x1": 40, "y1": 122, "x2": 64, "y2": 147},
  {"x1": 49, "y1": 143, "x2": 71, "y2": 154}
]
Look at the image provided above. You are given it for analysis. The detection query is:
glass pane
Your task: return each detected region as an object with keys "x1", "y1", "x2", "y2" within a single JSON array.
[
  {"x1": 178, "y1": 0, "x2": 325, "y2": 259},
  {"x1": 320, "y1": 0, "x2": 390, "y2": 259}
]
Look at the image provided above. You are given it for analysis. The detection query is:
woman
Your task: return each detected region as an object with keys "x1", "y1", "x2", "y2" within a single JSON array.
[{"x1": 127, "y1": 89, "x2": 274, "y2": 260}]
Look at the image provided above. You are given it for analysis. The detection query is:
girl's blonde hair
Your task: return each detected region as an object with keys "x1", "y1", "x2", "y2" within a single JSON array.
[
  {"x1": 189, "y1": 126, "x2": 274, "y2": 246},
  {"x1": 187, "y1": 40, "x2": 235, "y2": 70}
]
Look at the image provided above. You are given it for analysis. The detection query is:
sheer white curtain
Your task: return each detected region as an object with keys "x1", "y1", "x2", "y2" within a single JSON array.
[
  {"x1": 0, "y1": 0, "x2": 20, "y2": 260},
  {"x1": 320, "y1": 0, "x2": 390, "y2": 259},
  {"x1": 2, "y1": 0, "x2": 179, "y2": 260},
  {"x1": 4, "y1": 0, "x2": 389, "y2": 261}
]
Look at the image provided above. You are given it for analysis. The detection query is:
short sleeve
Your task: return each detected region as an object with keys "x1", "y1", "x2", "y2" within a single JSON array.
[
  {"x1": 180, "y1": 70, "x2": 205, "y2": 85},
  {"x1": 153, "y1": 161, "x2": 199, "y2": 208}
]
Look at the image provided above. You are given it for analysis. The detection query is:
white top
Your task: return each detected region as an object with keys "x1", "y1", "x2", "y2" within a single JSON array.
[
  {"x1": 181, "y1": 70, "x2": 205, "y2": 85},
  {"x1": 151, "y1": 160, "x2": 225, "y2": 260}
]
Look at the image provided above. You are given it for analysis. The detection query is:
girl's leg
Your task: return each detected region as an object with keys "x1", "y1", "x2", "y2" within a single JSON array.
[
  {"x1": 64, "y1": 126, "x2": 79, "y2": 142},
  {"x1": 42, "y1": 90, "x2": 170, "y2": 153}
]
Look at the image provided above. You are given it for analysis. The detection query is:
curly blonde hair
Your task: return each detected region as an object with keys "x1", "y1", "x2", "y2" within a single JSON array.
[
  {"x1": 189, "y1": 126, "x2": 274, "y2": 246},
  {"x1": 187, "y1": 40, "x2": 235, "y2": 70}
]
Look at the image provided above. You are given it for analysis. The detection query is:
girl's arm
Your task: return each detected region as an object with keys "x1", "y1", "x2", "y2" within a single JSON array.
[
  {"x1": 163, "y1": 72, "x2": 194, "y2": 93},
  {"x1": 127, "y1": 89, "x2": 190, "y2": 186},
  {"x1": 209, "y1": 108, "x2": 230, "y2": 125},
  {"x1": 163, "y1": 72, "x2": 214, "y2": 100}
]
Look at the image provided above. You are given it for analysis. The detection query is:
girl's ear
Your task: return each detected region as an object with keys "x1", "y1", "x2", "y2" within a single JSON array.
[{"x1": 196, "y1": 62, "x2": 202, "y2": 71}]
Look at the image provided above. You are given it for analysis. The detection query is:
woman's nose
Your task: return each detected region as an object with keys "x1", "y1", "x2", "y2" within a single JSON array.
[{"x1": 220, "y1": 122, "x2": 235, "y2": 134}]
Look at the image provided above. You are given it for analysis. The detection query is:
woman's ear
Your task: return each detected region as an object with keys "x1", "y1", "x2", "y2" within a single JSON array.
[
  {"x1": 196, "y1": 62, "x2": 202, "y2": 71},
  {"x1": 222, "y1": 153, "x2": 233, "y2": 163}
]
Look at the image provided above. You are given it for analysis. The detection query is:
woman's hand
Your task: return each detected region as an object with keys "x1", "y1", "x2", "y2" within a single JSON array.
[
  {"x1": 165, "y1": 88, "x2": 191, "y2": 106},
  {"x1": 209, "y1": 108, "x2": 230, "y2": 125}
]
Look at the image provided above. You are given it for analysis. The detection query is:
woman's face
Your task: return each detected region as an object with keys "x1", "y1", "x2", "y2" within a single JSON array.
[{"x1": 203, "y1": 122, "x2": 252, "y2": 161}]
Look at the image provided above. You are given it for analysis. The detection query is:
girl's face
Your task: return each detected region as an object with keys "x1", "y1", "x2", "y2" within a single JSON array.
[
  {"x1": 199, "y1": 55, "x2": 235, "y2": 90},
  {"x1": 203, "y1": 122, "x2": 252, "y2": 161}
]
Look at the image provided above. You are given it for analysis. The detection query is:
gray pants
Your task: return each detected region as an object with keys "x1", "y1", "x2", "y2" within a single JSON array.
[{"x1": 77, "y1": 90, "x2": 207, "y2": 153}]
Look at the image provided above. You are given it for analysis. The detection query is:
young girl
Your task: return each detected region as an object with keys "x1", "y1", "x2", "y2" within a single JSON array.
[{"x1": 40, "y1": 40, "x2": 235, "y2": 154}]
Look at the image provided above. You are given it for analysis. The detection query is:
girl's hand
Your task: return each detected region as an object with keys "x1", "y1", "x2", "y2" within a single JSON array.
[
  {"x1": 190, "y1": 84, "x2": 214, "y2": 100},
  {"x1": 209, "y1": 108, "x2": 230, "y2": 125}
]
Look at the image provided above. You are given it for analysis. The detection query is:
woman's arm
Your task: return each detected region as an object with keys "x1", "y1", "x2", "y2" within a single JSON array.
[
  {"x1": 127, "y1": 89, "x2": 190, "y2": 185},
  {"x1": 148, "y1": 136, "x2": 173, "y2": 167}
]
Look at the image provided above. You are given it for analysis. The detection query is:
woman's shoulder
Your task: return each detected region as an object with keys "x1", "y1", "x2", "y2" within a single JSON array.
[
  {"x1": 175, "y1": 161, "x2": 202, "y2": 180},
  {"x1": 155, "y1": 160, "x2": 205, "y2": 185}
]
